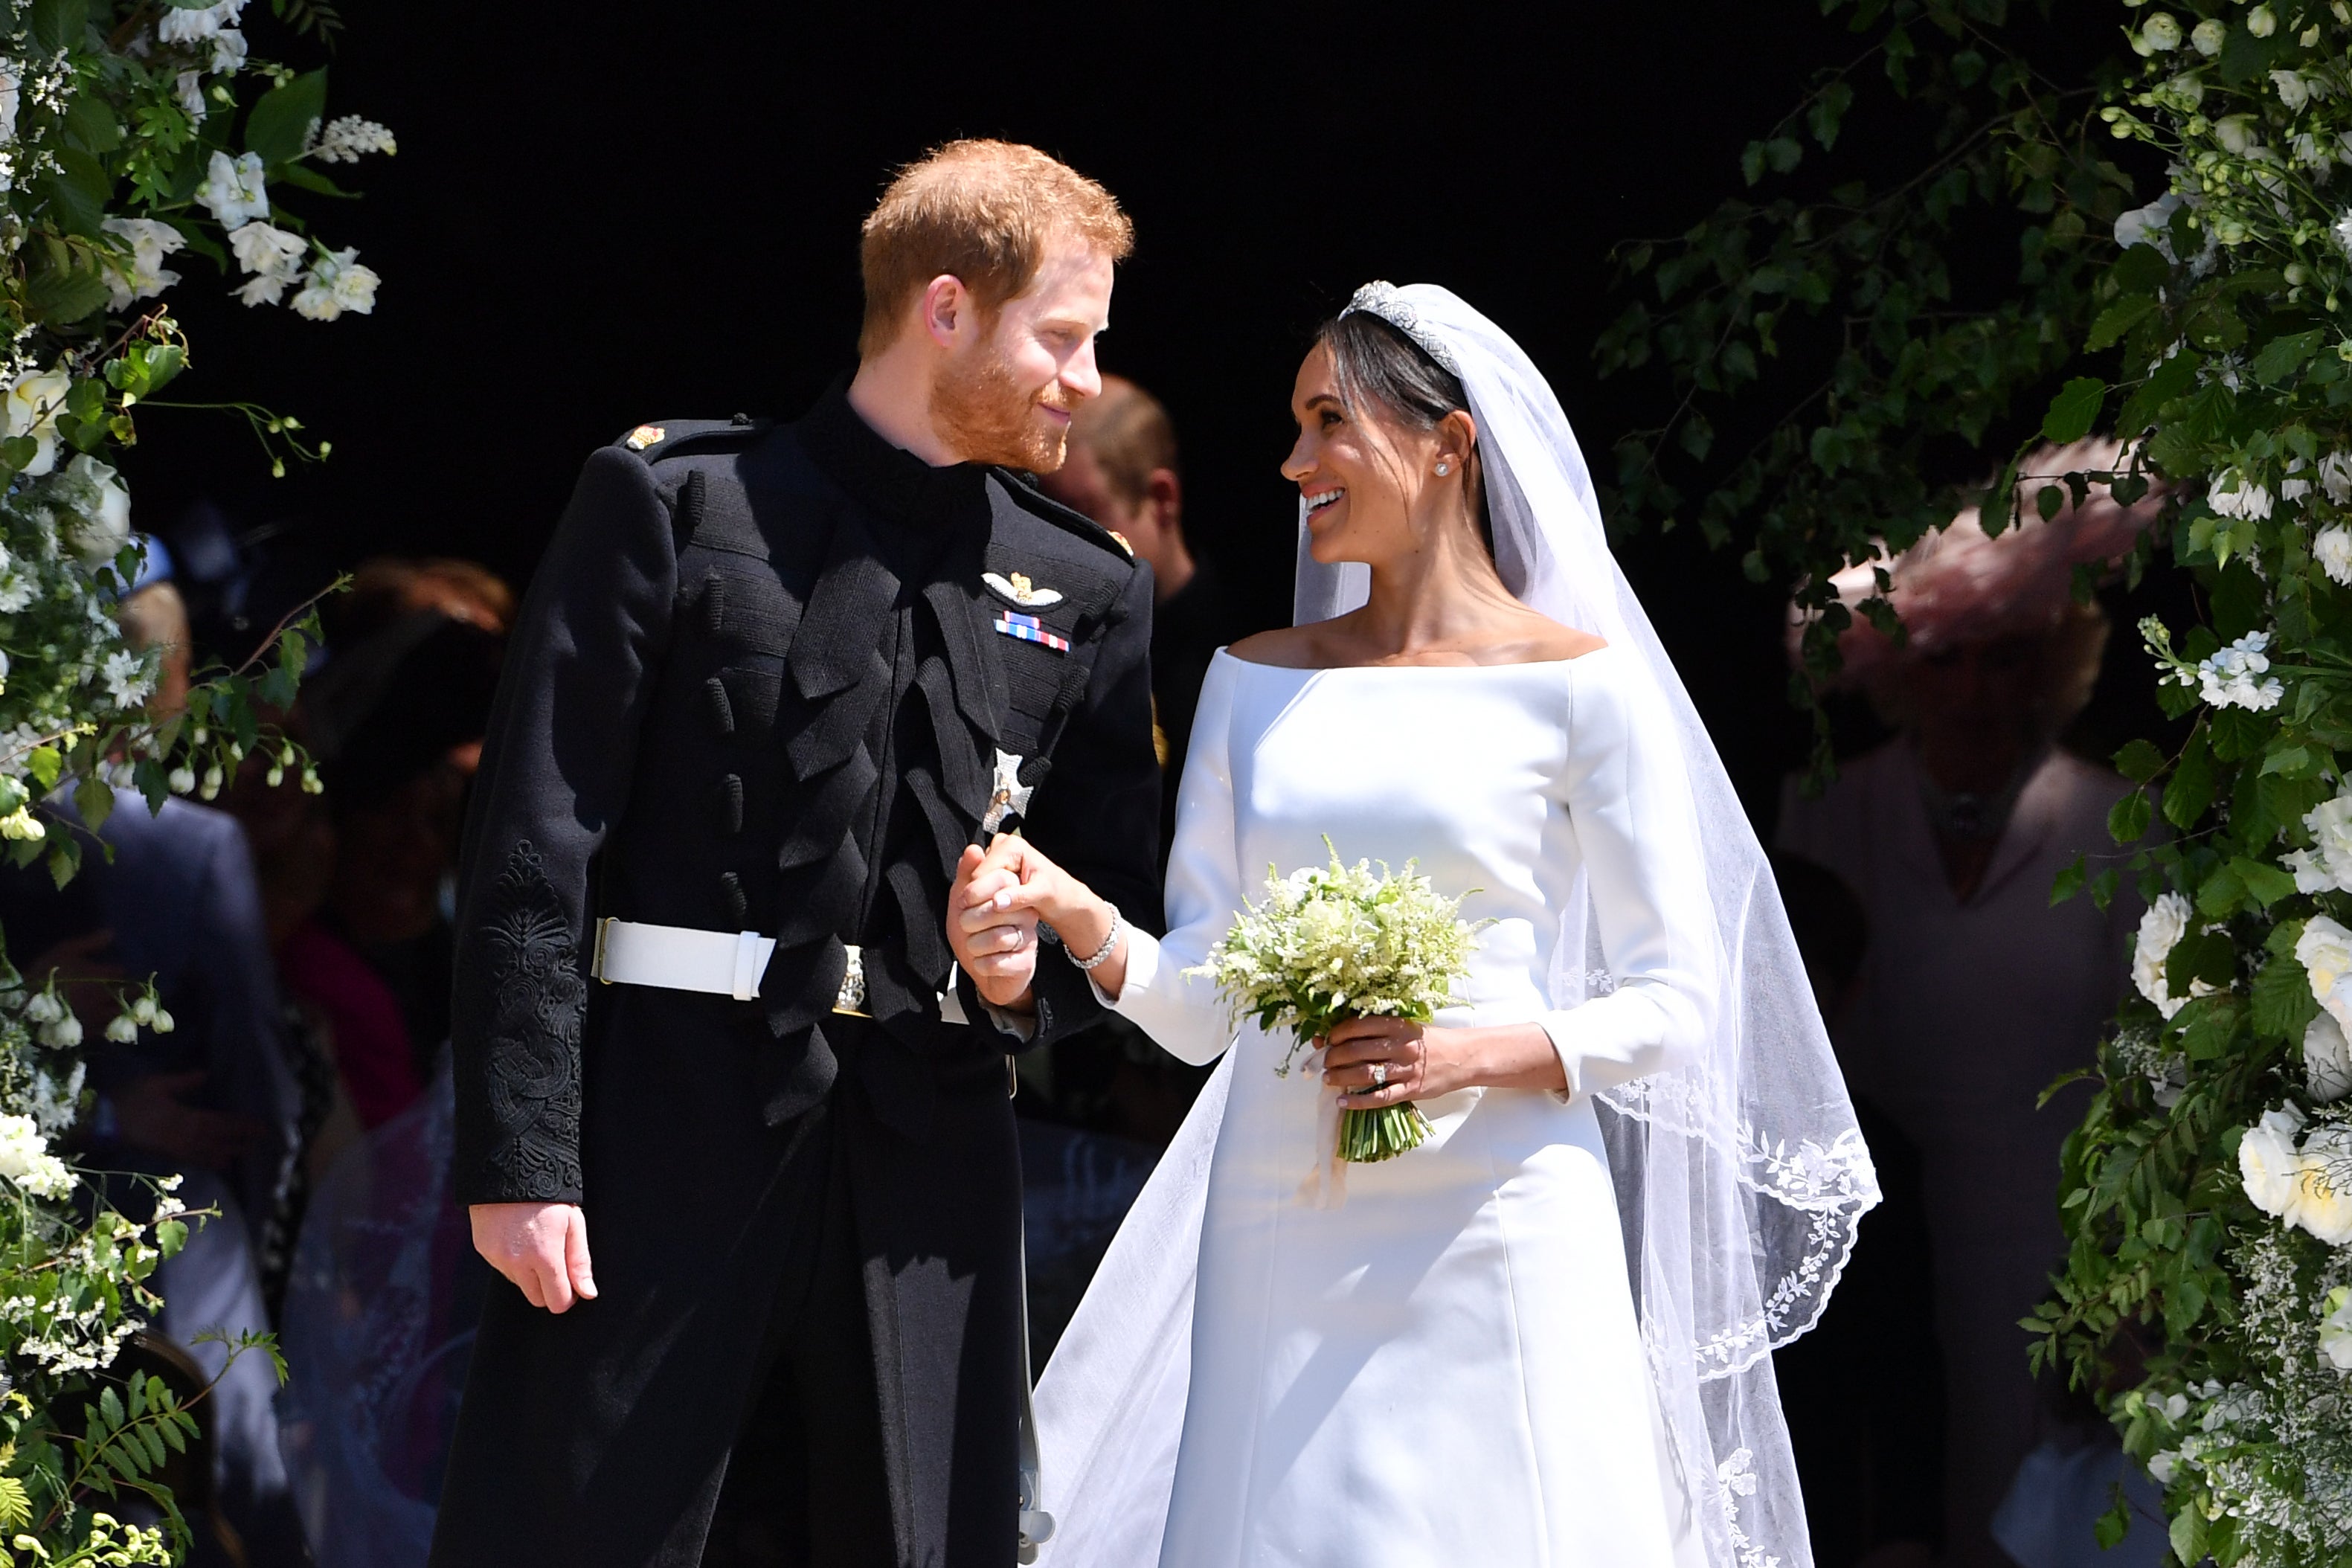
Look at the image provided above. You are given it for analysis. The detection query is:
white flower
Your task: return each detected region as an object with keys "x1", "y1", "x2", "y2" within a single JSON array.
[
  {"x1": 309, "y1": 115, "x2": 395, "y2": 163},
  {"x1": 2322, "y1": 1286, "x2": 2352, "y2": 1372},
  {"x1": 99, "y1": 650, "x2": 151, "y2": 710},
  {"x1": 2116, "y1": 193, "x2": 2182, "y2": 252},
  {"x1": 4, "y1": 365, "x2": 71, "y2": 478},
  {"x1": 2211, "y1": 469, "x2": 2275, "y2": 520},
  {"x1": 2142, "y1": 12, "x2": 2185, "y2": 50},
  {"x1": 2191, "y1": 16, "x2": 2227, "y2": 54},
  {"x1": 223, "y1": 219, "x2": 306, "y2": 315},
  {"x1": 2292, "y1": 1123, "x2": 2352, "y2": 1244},
  {"x1": 2198, "y1": 631, "x2": 2286, "y2": 711},
  {"x1": 2274, "y1": 70, "x2": 2313, "y2": 112},
  {"x1": 166, "y1": 765, "x2": 194, "y2": 794},
  {"x1": 2249, "y1": 3, "x2": 2278, "y2": 36},
  {"x1": 209, "y1": 27, "x2": 246, "y2": 75},
  {"x1": 2219, "y1": 115, "x2": 2263, "y2": 156},
  {"x1": 2136, "y1": 892, "x2": 2200, "y2": 1017},
  {"x1": 22, "y1": 992, "x2": 64, "y2": 1026},
  {"x1": 0, "y1": 809, "x2": 43, "y2": 843},
  {"x1": 2149, "y1": 1450, "x2": 2180, "y2": 1483},
  {"x1": 101, "y1": 1014, "x2": 136, "y2": 1045},
  {"x1": 155, "y1": 0, "x2": 246, "y2": 43},
  {"x1": 2310, "y1": 1014, "x2": 2352, "y2": 1103},
  {"x1": 57, "y1": 454, "x2": 131, "y2": 562},
  {"x1": 0, "y1": 65, "x2": 19, "y2": 146},
  {"x1": 195, "y1": 150, "x2": 269, "y2": 230},
  {"x1": 2296, "y1": 793, "x2": 2352, "y2": 895},
  {"x1": 150, "y1": 1008, "x2": 173, "y2": 1034},
  {"x1": 234, "y1": 273, "x2": 289, "y2": 309},
  {"x1": 2318, "y1": 526, "x2": 2352, "y2": 587},
  {"x1": 291, "y1": 248, "x2": 379, "y2": 321},
  {"x1": 173, "y1": 70, "x2": 205, "y2": 121},
  {"x1": 36, "y1": 1012, "x2": 78, "y2": 1050},
  {"x1": 2303, "y1": 915, "x2": 2352, "y2": 1033},
  {"x1": 98, "y1": 217, "x2": 185, "y2": 312},
  {"x1": 0, "y1": 1115, "x2": 71, "y2": 1200},
  {"x1": 2242, "y1": 1102, "x2": 2310, "y2": 1218},
  {"x1": 2324, "y1": 452, "x2": 2352, "y2": 505}
]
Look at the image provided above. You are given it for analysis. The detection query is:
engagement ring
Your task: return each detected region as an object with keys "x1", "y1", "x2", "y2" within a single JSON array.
[{"x1": 1370, "y1": 1062, "x2": 1389, "y2": 1086}]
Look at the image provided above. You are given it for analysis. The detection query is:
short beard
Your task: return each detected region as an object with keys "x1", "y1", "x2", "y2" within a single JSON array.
[{"x1": 931, "y1": 338, "x2": 1070, "y2": 472}]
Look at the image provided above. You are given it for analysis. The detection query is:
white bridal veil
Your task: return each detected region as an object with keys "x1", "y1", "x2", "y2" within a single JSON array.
[{"x1": 1034, "y1": 283, "x2": 1880, "y2": 1568}]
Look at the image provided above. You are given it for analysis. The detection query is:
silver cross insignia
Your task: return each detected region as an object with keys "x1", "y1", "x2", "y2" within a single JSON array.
[
  {"x1": 983, "y1": 570, "x2": 1064, "y2": 608},
  {"x1": 983, "y1": 748, "x2": 1033, "y2": 833},
  {"x1": 624, "y1": 424, "x2": 666, "y2": 452}
]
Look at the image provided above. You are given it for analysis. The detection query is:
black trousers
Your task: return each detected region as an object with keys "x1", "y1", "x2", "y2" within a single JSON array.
[{"x1": 697, "y1": 1111, "x2": 895, "y2": 1568}]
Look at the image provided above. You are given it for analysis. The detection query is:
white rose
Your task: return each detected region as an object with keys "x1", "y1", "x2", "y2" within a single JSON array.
[
  {"x1": 2241, "y1": 1103, "x2": 2309, "y2": 1218},
  {"x1": 2293, "y1": 1123, "x2": 2352, "y2": 1244},
  {"x1": 2301, "y1": 794, "x2": 2352, "y2": 894},
  {"x1": 59, "y1": 454, "x2": 130, "y2": 562},
  {"x1": 2309, "y1": 1012, "x2": 2352, "y2": 1102},
  {"x1": 194, "y1": 149, "x2": 269, "y2": 230},
  {"x1": 2136, "y1": 891, "x2": 2197, "y2": 1016},
  {"x1": 4, "y1": 365, "x2": 71, "y2": 478},
  {"x1": 2321, "y1": 1286, "x2": 2352, "y2": 1372},
  {"x1": 2304, "y1": 915, "x2": 2352, "y2": 1036},
  {"x1": 2143, "y1": 12, "x2": 2185, "y2": 49}
]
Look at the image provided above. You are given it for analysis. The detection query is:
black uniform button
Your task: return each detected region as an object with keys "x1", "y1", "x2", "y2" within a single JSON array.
[{"x1": 716, "y1": 774, "x2": 744, "y2": 835}]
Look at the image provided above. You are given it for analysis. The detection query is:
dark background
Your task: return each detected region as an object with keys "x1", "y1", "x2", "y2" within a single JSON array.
[{"x1": 117, "y1": 1, "x2": 2163, "y2": 821}]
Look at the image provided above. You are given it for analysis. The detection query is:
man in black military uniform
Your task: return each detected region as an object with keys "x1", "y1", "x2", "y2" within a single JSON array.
[{"x1": 429, "y1": 141, "x2": 1159, "y2": 1568}]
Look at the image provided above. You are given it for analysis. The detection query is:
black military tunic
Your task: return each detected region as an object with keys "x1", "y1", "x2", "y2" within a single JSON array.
[{"x1": 429, "y1": 382, "x2": 1160, "y2": 1568}]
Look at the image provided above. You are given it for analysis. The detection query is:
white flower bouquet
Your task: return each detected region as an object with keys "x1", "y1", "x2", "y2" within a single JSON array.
[{"x1": 1189, "y1": 841, "x2": 1485, "y2": 1163}]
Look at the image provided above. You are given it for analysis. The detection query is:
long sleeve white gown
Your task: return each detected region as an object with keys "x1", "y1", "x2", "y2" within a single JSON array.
[{"x1": 1037, "y1": 646, "x2": 1723, "y2": 1568}]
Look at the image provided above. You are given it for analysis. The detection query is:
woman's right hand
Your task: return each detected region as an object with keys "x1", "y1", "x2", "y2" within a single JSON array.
[{"x1": 953, "y1": 836, "x2": 1130, "y2": 1000}]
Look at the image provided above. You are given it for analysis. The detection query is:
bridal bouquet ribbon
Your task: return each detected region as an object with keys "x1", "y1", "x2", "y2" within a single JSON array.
[{"x1": 1189, "y1": 840, "x2": 1485, "y2": 1168}]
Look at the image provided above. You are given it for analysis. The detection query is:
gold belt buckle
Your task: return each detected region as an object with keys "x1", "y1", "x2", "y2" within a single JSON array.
[{"x1": 832, "y1": 942, "x2": 872, "y2": 1018}]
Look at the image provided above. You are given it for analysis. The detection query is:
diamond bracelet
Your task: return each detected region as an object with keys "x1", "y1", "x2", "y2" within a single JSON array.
[{"x1": 1070, "y1": 907, "x2": 1124, "y2": 972}]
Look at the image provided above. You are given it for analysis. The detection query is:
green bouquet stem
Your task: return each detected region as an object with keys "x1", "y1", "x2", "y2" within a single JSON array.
[{"x1": 1339, "y1": 1100, "x2": 1433, "y2": 1163}]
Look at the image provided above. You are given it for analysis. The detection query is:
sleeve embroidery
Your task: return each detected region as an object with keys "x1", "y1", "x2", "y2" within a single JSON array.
[{"x1": 474, "y1": 841, "x2": 586, "y2": 1198}]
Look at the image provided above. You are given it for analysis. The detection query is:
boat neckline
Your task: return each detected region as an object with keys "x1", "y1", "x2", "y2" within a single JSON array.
[{"x1": 1212, "y1": 643, "x2": 1617, "y2": 673}]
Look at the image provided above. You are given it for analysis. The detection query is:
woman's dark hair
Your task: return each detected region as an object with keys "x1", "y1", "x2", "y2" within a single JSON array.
[{"x1": 1314, "y1": 310, "x2": 1494, "y2": 555}]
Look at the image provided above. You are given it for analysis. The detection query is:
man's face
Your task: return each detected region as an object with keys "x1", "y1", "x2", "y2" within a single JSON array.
[{"x1": 931, "y1": 237, "x2": 1114, "y2": 472}]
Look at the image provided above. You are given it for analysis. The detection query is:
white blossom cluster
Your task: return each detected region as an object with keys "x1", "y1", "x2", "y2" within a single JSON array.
[
  {"x1": 1187, "y1": 843, "x2": 1487, "y2": 1076},
  {"x1": 308, "y1": 115, "x2": 396, "y2": 164}
]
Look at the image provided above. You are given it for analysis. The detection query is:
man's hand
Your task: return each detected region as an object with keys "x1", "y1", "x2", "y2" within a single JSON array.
[
  {"x1": 949, "y1": 837, "x2": 1041, "y2": 1009},
  {"x1": 113, "y1": 1070, "x2": 262, "y2": 1170},
  {"x1": 470, "y1": 1201, "x2": 597, "y2": 1313}
]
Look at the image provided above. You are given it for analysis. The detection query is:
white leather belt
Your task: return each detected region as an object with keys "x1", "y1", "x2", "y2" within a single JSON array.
[{"x1": 591, "y1": 919, "x2": 970, "y2": 1024}]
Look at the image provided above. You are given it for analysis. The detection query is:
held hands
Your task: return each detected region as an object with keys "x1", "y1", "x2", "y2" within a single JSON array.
[
  {"x1": 1320, "y1": 1017, "x2": 1569, "y2": 1102},
  {"x1": 470, "y1": 1201, "x2": 597, "y2": 1314},
  {"x1": 947, "y1": 836, "x2": 1125, "y2": 1008}
]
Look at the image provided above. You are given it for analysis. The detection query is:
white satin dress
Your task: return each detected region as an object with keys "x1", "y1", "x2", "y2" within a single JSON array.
[{"x1": 1049, "y1": 646, "x2": 1720, "y2": 1568}]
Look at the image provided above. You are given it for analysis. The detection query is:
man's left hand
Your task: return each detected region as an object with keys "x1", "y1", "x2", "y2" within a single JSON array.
[{"x1": 949, "y1": 837, "x2": 1038, "y2": 1010}]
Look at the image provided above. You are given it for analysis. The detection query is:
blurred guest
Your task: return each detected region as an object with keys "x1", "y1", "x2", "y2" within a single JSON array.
[
  {"x1": 1767, "y1": 852, "x2": 1944, "y2": 1568},
  {"x1": 1038, "y1": 373, "x2": 1239, "y2": 809},
  {"x1": 1776, "y1": 442, "x2": 2159, "y2": 1568},
  {"x1": 33, "y1": 562, "x2": 308, "y2": 1563}
]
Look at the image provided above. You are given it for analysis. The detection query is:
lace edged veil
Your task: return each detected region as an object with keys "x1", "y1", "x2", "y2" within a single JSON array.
[{"x1": 1299, "y1": 283, "x2": 1880, "y2": 1568}]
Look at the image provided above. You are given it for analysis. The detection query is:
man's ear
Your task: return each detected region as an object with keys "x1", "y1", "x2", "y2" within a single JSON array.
[
  {"x1": 1145, "y1": 467, "x2": 1183, "y2": 538},
  {"x1": 920, "y1": 274, "x2": 973, "y2": 350}
]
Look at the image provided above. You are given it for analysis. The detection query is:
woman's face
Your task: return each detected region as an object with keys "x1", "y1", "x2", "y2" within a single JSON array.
[{"x1": 1281, "y1": 342, "x2": 1433, "y2": 569}]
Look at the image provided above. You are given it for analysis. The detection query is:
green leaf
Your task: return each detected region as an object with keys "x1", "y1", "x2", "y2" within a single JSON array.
[
  {"x1": 2261, "y1": 743, "x2": 2315, "y2": 777},
  {"x1": 2253, "y1": 327, "x2": 2326, "y2": 386},
  {"x1": 2164, "y1": 730, "x2": 2215, "y2": 829},
  {"x1": 27, "y1": 0, "x2": 89, "y2": 53},
  {"x1": 2113, "y1": 740, "x2": 2166, "y2": 785},
  {"x1": 2051, "y1": 853, "x2": 2086, "y2": 906},
  {"x1": 62, "y1": 94, "x2": 122, "y2": 155},
  {"x1": 2119, "y1": 350, "x2": 2201, "y2": 435},
  {"x1": 2110, "y1": 789, "x2": 2153, "y2": 846},
  {"x1": 26, "y1": 747, "x2": 62, "y2": 793},
  {"x1": 2086, "y1": 295, "x2": 2158, "y2": 353},
  {"x1": 24, "y1": 241, "x2": 110, "y2": 326},
  {"x1": 2041, "y1": 377, "x2": 2107, "y2": 445},
  {"x1": 1807, "y1": 81, "x2": 1855, "y2": 150},
  {"x1": 97, "y1": 1387, "x2": 123, "y2": 1436},
  {"x1": 2252, "y1": 952, "x2": 2321, "y2": 1041},
  {"x1": 245, "y1": 69, "x2": 328, "y2": 167},
  {"x1": 2230, "y1": 855, "x2": 2298, "y2": 909},
  {"x1": 276, "y1": 161, "x2": 356, "y2": 199}
]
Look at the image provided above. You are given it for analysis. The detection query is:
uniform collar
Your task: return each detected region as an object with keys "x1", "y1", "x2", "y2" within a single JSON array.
[{"x1": 797, "y1": 376, "x2": 989, "y2": 530}]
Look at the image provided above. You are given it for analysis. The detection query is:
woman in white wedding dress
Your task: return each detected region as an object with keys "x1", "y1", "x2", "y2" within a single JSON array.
[{"x1": 953, "y1": 286, "x2": 1878, "y2": 1568}]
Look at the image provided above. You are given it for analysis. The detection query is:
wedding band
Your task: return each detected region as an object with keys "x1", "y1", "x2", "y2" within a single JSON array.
[{"x1": 1371, "y1": 1062, "x2": 1389, "y2": 1086}]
